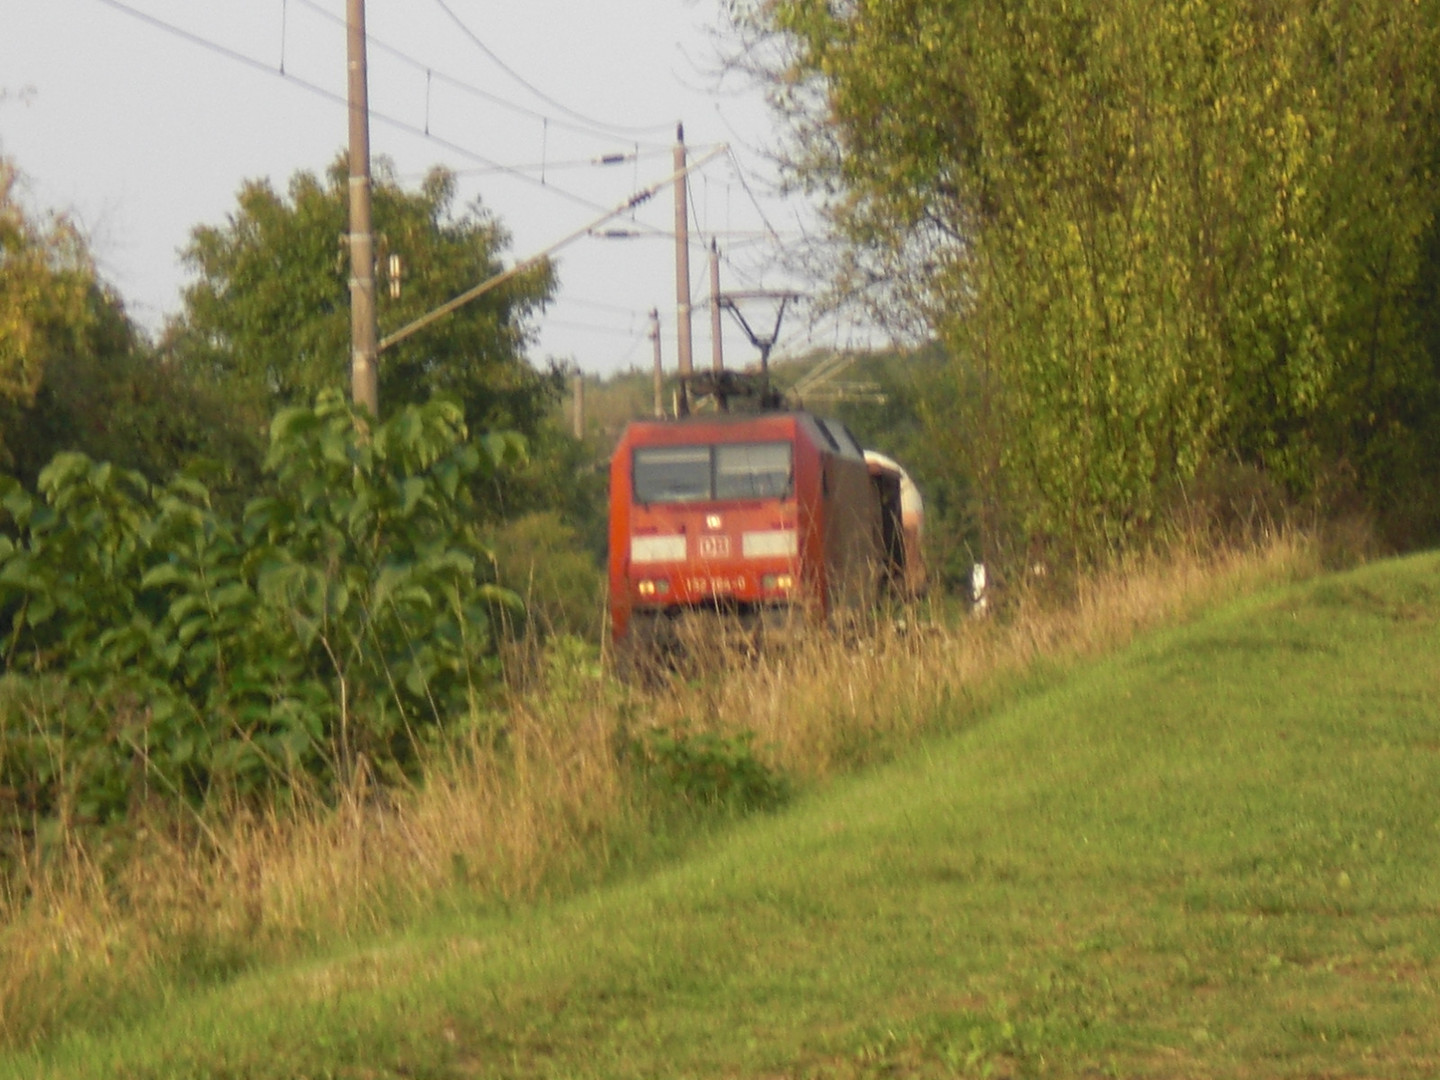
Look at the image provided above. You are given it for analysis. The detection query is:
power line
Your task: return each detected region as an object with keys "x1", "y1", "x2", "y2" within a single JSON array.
[
  {"x1": 88, "y1": 0, "x2": 652, "y2": 223},
  {"x1": 292, "y1": 0, "x2": 671, "y2": 149},
  {"x1": 300, "y1": 0, "x2": 800, "y2": 271},
  {"x1": 283, "y1": 4, "x2": 797, "y2": 279},
  {"x1": 688, "y1": 172, "x2": 707, "y2": 247},
  {"x1": 428, "y1": 0, "x2": 675, "y2": 139},
  {"x1": 542, "y1": 317, "x2": 649, "y2": 339},
  {"x1": 718, "y1": 248, "x2": 767, "y2": 289},
  {"x1": 556, "y1": 295, "x2": 650, "y2": 318},
  {"x1": 725, "y1": 146, "x2": 784, "y2": 247},
  {"x1": 711, "y1": 102, "x2": 790, "y2": 244},
  {"x1": 399, "y1": 149, "x2": 668, "y2": 181},
  {"x1": 87, "y1": 0, "x2": 819, "y2": 358},
  {"x1": 378, "y1": 142, "x2": 730, "y2": 352}
]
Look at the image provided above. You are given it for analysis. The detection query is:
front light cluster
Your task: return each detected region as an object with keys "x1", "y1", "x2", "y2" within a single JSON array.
[
  {"x1": 760, "y1": 573, "x2": 795, "y2": 593},
  {"x1": 636, "y1": 578, "x2": 671, "y2": 598}
]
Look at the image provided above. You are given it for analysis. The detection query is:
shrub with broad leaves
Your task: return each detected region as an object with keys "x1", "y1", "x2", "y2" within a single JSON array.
[{"x1": 0, "y1": 391, "x2": 521, "y2": 825}]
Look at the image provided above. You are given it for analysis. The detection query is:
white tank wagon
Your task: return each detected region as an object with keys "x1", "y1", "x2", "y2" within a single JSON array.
[{"x1": 863, "y1": 449, "x2": 927, "y2": 597}]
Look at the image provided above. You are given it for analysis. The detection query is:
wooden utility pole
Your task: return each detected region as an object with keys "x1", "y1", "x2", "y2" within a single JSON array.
[
  {"x1": 672, "y1": 123, "x2": 692, "y2": 416},
  {"x1": 650, "y1": 308, "x2": 664, "y2": 418},
  {"x1": 346, "y1": 0, "x2": 379, "y2": 418},
  {"x1": 571, "y1": 369, "x2": 585, "y2": 438}
]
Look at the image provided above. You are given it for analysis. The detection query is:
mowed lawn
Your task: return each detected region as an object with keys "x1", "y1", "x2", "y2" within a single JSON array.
[{"x1": 8, "y1": 553, "x2": 1440, "y2": 1078}]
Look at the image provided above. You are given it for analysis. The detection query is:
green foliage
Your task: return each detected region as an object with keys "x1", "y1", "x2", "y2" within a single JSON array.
[
  {"x1": 535, "y1": 634, "x2": 607, "y2": 702},
  {"x1": 815, "y1": 345, "x2": 985, "y2": 589},
  {"x1": 634, "y1": 726, "x2": 791, "y2": 814},
  {"x1": 746, "y1": 0, "x2": 1440, "y2": 558},
  {"x1": 501, "y1": 420, "x2": 609, "y2": 552},
  {"x1": 0, "y1": 158, "x2": 95, "y2": 464},
  {"x1": 0, "y1": 392, "x2": 519, "y2": 822},
  {"x1": 0, "y1": 155, "x2": 263, "y2": 511},
  {"x1": 9, "y1": 554, "x2": 1440, "y2": 1078},
  {"x1": 488, "y1": 511, "x2": 604, "y2": 640},
  {"x1": 4, "y1": 281, "x2": 263, "y2": 502},
  {"x1": 166, "y1": 156, "x2": 559, "y2": 444}
]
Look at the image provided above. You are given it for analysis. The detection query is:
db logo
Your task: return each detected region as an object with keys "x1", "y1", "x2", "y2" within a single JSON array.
[{"x1": 699, "y1": 534, "x2": 731, "y2": 559}]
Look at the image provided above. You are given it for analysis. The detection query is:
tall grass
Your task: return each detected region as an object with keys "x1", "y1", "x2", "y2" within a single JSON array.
[{"x1": 0, "y1": 528, "x2": 1318, "y2": 1050}]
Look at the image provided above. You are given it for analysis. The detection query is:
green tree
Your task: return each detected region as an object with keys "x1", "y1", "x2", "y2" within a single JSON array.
[
  {"x1": 0, "y1": 156, "x2": 250, "y2": 492},
  {"x1": 827, "y1": 345, "x2": 983, "y2": 588},
  {"x1": 166, "y1": 155, "x2": 559, "y2": 441},
  {"x1": 0, "y1": 157, "x2": 93, "y2": 466},
  {"x1": 740, "y1": 0, "x2": 1440, "y2": 559},
  {"x1": 11, "y1": 282, "x2": 262, "y2": 496}
]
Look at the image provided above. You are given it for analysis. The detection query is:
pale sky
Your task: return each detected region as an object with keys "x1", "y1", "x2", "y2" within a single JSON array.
[{"x1": 0, "y1": 0, "x2": 860, "y2": 376}]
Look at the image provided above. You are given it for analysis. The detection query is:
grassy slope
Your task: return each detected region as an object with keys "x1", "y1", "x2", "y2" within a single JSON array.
[{"x1": 8, "y1": 553, "x2": 1440, "y2": 1078}]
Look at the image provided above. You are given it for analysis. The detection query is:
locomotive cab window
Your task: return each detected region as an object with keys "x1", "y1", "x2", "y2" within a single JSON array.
[
  {"x1": 715, "y1": 442, "x2": 792, "y2": 499},
  {"x1": 632, "y1": 446, "x2": 711, "y2": 503},
  {"x1": 633, "y1": 442, "x2": 793, "y2": 503}
]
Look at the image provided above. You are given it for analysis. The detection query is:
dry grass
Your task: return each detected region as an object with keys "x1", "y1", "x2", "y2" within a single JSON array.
[
  {"x1": 0, "y1": 528, "x2": 1319, "y2": 1050},
  {"x1": 659, "y1": 528, "x2": 1318, "y2": 779}
]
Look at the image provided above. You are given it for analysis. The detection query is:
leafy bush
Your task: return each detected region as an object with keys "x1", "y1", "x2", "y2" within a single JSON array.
[
  {"x1": 488, "y1": 511, "x2": 605, "y2": 641},
  {"x1": 0, "y1": 391, "x2": 520, "y2": 822},
  {"x1": 635, "y1": 726, "x2": 792, "y2": 814}
]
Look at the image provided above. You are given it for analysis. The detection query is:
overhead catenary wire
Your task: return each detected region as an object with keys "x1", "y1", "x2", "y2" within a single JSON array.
[
  {"x1": 696, "y1": 134, "x2": 800, "y2": 301},
  {"x1": 405, "y1": 148, "x2": 668, "y2": 180},
  {"x1": 292, "y1": 0, "x2": 671, "y2": 150},
  {"x1": 688, "y1": 171, "x2": 707, "y2": 249},
  {"x1": 88, "y1": 0, "x2": 650, "y2": 223},
  {"x1": 710, "y1": 103, "x2": 789, "y2": 243},
  {"x1": 576, "y1": 225, "x2": 792, "y2": 252},
  {"x1": 598, "y1": 328, "x2": 651, "y2": 370},
  {"x1": 557, "y1": 295, "x2": 652, "y2": 318},
  {"x1": 717, "y1": 248, "x2": 768, "y2": 289},
  {"x1": 725, "y1": 146, "x2": 785, "y2": 247},
  {"x1": 84, "y1": 0, "x2": 841, "y2": 368},
  {"x1": 428, "y1": 0, "x2": 675, "y2": 139},
  {"x1": 542, "y1": 318, "x2": 650, "y2": 339},
  {"x1": 380, "y1": 142, "x2": 730, "y2": 352},
  {"x1": 299, "y1": 0, "x2": 799, "y2": 247}
]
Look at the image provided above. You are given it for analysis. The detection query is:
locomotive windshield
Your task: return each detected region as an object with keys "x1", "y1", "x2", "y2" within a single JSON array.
[
  {"x1": 633, "y1": 442, "x2": 792, "y2": 504},
  {"x1": 632, "y1": 446, "x2": 711, "y2": 503},
  {"x1": 715, "y1": 442, "x2": 792, "y2": 499}
]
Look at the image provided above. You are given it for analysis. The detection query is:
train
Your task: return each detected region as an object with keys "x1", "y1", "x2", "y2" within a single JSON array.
[{"x1": 607, "y1": 407, "x2": 924, "y2": 657}]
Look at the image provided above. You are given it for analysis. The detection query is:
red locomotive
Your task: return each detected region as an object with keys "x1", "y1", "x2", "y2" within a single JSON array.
[{"x1": 607, "y1": 408, "x2": 924, "y2": 654}]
